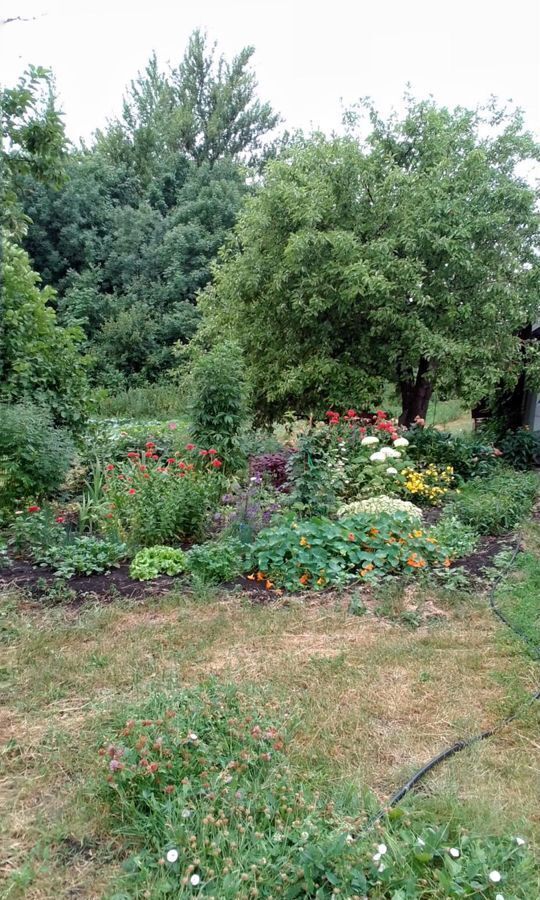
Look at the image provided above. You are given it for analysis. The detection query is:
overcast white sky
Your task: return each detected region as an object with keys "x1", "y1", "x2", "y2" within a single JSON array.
[{"x1": 1, "y1": 0, "x2": 539, "y2": 145}]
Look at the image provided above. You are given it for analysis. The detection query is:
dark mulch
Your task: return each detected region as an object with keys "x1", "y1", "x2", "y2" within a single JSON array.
[
  {"x1": 0, "y1": 558, "x2": 180, "y2": 604},
  {"x1": 454, "y1": 534, "x2": 516, "y2": 579}
]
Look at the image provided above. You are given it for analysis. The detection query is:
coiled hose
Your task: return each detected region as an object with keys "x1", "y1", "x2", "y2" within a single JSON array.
[{"x1": 364, "y1": 535, "x2": 540, "y2": 828}]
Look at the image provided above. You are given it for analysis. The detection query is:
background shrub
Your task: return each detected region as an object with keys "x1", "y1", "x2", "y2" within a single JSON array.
[
  {"x1": 189, "y1": 342, "x2": 250, "y2": 465},
  {"x1": 447, "y1": 470, "x2": 538, "y2": 535},
  {"x1": 499, "y1": 429, "x2": 540, "y2": 470},
  {"x1": 406, "y1": 425, "x2": 499, "y2": 479},
  {"x1": 0, "y1": 403, "x2": 74, "y2": 517}
]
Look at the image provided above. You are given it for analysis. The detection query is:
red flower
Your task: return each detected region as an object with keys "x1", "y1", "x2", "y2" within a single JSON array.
[
  {"x1": 178, "y1": 461, "x2": 187, "y2": 469},
  {"x1": 106, "y1": 464, "x2": 115, "y2": 471},
  {"x1": 127, "y1": 452, "x2": 139, "y2": 459},
  {"x1": 27, "y1": 505, "x2": 41, "y2": 513},
  {"x1": 151, "y1": 454, "x2": 159, "y2": 461},
  {"x1": 208, "y1": 448, "x2": 218, "y2": 455},
  {"x1": 167, "y1": 458, "x2": 175, "y2": 464},
  {"x1": 199, "y1": 449, "x2": 209, "y2": 457},
  {"x1": 168, "y1": 422, "x2": 177, "y2": 430},
  {"x1": 344, "y1": 409, "x2": 358, "y2": 418},
  {"x1": 145, "y1": 442, "x2": 156, "y2": 449},
  {"x1": 348, "y1": 532, "x2": 355, "y2": 542},
  {"x1": 211, "y1": 459, "x2": 222, "y2": 468},
  {"x1": 376, "y1": 410, "x2": 387, "y2": 419},
  {"x1": 145, "y1": 451, "x2": 153, "y2": 458},
  {"x1": 55, "y1": 516, "x2": 65, "y2": 524},
  {"x1": 185, "y1": 443, "x2": 196, "y2": 451},
  {"x1": 128, "y1": 488, "x2": 136, "y2": 495}
]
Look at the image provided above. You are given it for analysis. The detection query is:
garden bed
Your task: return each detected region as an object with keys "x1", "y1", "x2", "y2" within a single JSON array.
[{"x1": 0, "y1": 528, "x2": 515, "y2": 607}]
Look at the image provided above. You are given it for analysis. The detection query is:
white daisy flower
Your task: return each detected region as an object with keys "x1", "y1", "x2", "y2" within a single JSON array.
[
  {"x1": 393, "y1": 437, "x2": 409, "y2": 447},
  {"x1": 515, "y1": 836, "x2": 526, "y2": 846},
  {"x1": 386, "y1": 466, "x2": 398, "y2": 475},
  {"x1": 361, "y1": 436, "x2": 379, "y2": 446},
  {"x1": 370, "y1": 451, "x2": 386, "y2": 462},
  {"x1": 190, "y1": 873, "x2": 201, "y2": 886},
  {"x1": 489, "y1": 870, "x2": 502, "y2": 883},
  {"x1": 377, "y1": 843, "x2": 387, "y2": 855},
  {"x1": 188, "y1": 732, "x2": 198, "y2": 741},
  {"x1": 377, "y1": 863, "x2": 386, "y2": 873},
  {"x1": 495, "y1": 894, "x2": 505, "y2": 900},
  {"x1": 166, "y1": 848, "x2": 179, "y2": 863},
  {"x1": 372, "y1": 852, "x2": 381, "y2": 862},
  {"x1": 181, "y1": 808, "x2": 192, "y2": 819},
  {"x1": 449, "y1": 848, "x2": 460, "y2": 858}
]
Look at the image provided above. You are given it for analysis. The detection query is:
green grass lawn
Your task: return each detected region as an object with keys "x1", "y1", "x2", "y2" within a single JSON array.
[{"x1": 1, "y1": 536, "x2": 539, "y2": 898}]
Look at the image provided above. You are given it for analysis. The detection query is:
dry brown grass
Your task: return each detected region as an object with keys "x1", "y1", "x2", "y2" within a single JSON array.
[{"x1": 1, "y1": 583, "x2": 538, "y2": 897}]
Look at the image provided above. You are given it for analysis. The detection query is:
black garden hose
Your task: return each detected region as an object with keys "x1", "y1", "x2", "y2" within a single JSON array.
[{"x1": 363, "y1": 535, "x2": 540, "y2": 829}]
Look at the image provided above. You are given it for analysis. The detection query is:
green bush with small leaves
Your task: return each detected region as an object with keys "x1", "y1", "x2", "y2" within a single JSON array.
[
  {"x1": 186, "y1": 537, "x2": 247, "y2": 583},
  {"x1": 429, "y1": 514, "x2": 479, "y2": 560},
  {"x1": 0, "y1": 403, "x2": 74, "y2": 517},
  {"x1": 189, "y1": 342, "x2": 250, "y2": 466},
  {"x1": 130, "y1": 546, "x2": 186, "y2": 581}
]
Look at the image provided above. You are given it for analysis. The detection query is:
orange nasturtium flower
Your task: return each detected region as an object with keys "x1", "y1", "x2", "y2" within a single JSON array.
[
  {"x1": 443, "y1": 558, "x2": 452, "y2": 568},
  {"x1": 299, "y1": 574, "x2": 310, "y2": 586},
  {"x1": 299, "y1": 536, "x2": 310, "y2": 547},
  {"x1": 369, "y1": 528, "x2": 379, "y2": 537},
  {"x1": 407, "y1": 555, "x2": 426, "y2": 568},
  {"x1": 256, "y1": 571, "x2": 266, "y2": 582}
]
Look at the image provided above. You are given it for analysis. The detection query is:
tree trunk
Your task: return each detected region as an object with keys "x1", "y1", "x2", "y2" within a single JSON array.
[{"x1": 398, "y1": 357, "x2": 434, "y2": 426}]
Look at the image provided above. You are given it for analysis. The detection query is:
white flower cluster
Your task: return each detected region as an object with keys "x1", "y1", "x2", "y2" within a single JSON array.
[
  {"x1": 336, "y1": 495, "x2": 423, "y2": 521},
  {"x1": 370, "y1": 447, "x2": 401, "y2": 462}
]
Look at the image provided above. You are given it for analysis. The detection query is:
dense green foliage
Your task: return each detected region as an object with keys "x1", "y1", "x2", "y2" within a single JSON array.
[
  {"x1": 20, "y1": 32, "x2": 278, "y2": 386},
  {"x1": 1, "y1": 65, "x2": 67, "y2": 235},
  {"x1": 203, "y1": 98, "x2": 540, "y2": 423},
  {"x1": 0, "y1": 403, "x2": 74, "y2": 515},
  {"x1": 448, "y1": 470, "x2": 538, "y2": 535},
  {"x1": 1, "y1": 239, "x2": 89, "y2": 429},
  {"x1": 406, "y1": 426, "x2": 500, "y2": 479}
]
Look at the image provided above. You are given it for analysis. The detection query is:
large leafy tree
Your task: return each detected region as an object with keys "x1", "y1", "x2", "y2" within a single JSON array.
[
  {"x1": 21, "y1": 32, "x2": 278, "y2": 385},
  {"x1": 98, "y1": 30, "x2": 279, "y2": 177},
  {"x1": 203, "y1": 99, "x2": 540, "y2": 423}
]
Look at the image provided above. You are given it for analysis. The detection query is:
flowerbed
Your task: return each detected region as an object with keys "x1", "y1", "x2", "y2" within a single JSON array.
[
  {"x1": 3, "y1": 407, "x2": 537, "y2": 598},
  {"x1": 249, "y1": 511, "x2": 450, "y2": 591}
]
